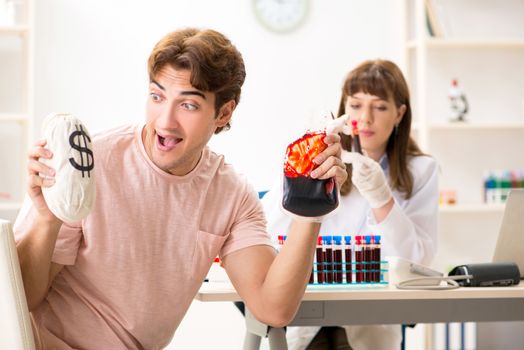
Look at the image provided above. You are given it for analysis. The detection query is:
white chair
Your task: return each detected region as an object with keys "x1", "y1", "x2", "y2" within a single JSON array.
[{"x1": 0, "y1": 219, "x2": 36, "y2": 349}]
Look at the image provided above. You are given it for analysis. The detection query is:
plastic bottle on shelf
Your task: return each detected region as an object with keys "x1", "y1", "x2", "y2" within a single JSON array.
[
  {"x1": 494, "y1": 170, "x2": 504, "y2": 204},
  {"x1": 501, "y1": 171, "x2": 512, "y2": 203},
  {"x1": 449, "y1": 79, "x2": 469, "y2": 122},
  {"x1": 483, "y1": 171, "x2": 496, "y2": 204},
  {"x1": 510, "y1": 171, "x2": 520, "y2": 189}
]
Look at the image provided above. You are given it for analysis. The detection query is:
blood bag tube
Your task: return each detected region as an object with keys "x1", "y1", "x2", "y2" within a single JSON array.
[
  {"x1": 316, "y1": 236, "x2": 325, "y2": 284},
  {"x1": 373, "y1": 235, "x2": 382, "y2": 282},
  {"x1": 355, "y1": 235, "x2": 363, "y2": 283},
  {"x1": 333, "y1": 236, "x2": 343, "y2": 283},
  {"x1": 344, "y1": 235, "x2": 352, "y2": 283},
  {"x1": 324, "y1": 236, "x2": 334, "y2": 284}
]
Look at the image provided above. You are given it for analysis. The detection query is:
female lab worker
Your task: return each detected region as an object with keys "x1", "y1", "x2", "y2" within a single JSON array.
[{"x1": 261, "y1": 59, "x2": 438, "y2": 350}]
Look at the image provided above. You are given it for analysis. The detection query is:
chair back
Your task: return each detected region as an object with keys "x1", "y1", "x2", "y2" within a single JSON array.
[{"x1": 0, "y1": 219, "x2": 36, "y2": 349}]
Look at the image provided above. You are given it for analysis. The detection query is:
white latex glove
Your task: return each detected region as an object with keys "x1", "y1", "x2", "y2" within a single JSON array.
[
  {"x1": 326, "y1": 113, "x2": 351, "y2": 135},
  {"x1": 341, "y1": 151, "x2": 392, "y2": 209}
]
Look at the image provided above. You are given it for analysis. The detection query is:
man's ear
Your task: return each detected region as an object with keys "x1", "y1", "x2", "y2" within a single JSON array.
[{"x1": 216, "y1": 100, "x2": 235, "y2": 127}]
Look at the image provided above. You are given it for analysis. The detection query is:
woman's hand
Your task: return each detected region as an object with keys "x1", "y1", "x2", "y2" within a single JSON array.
[
  {"x1": 341, "y1": 151, "x2": 393, "y2": 209},
  {"x1": 27, "y1": 139, "x2": 61, "y2": 224}
]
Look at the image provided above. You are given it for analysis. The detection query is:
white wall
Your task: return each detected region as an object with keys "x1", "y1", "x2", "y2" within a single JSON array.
[
  {"x1": 33, "y1": 0, "x2": 403, "y2": 190},
  {"x1": 33, "y1": 1, "x2": 403, "y2": 348}
]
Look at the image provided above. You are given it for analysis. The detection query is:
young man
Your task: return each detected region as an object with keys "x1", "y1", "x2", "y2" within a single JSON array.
[{"x1": 15, "y1": 28, "x2": 347, "y2": 349}]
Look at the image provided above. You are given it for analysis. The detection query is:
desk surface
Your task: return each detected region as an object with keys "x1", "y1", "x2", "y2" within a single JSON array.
[
  {"x1": 196, "y1": 281, "x2": 524, "y2": 302},
  {"x1": 197, "y1": 282, "x2": 524, "y2": 325}
]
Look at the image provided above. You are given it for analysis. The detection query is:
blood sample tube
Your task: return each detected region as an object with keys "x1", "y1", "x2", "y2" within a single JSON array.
[
  {"x1": 309, "y1": 252, "x2": 315, "y2": 284},
  {"x1": 364, "y1": 235, "x2": 372, "y2": 282},
  {"x1": 373, "y1": 235, "x2": 382, "y2": 282},
  {"x1": 351, "y1": 120, "x2": 362, "y2": 154},
  {"x1": 324, "y1": 236, "x2": 334, "y2": 284},
  {"x1": 369, "y1": 235, "x2": 377, "y2": 282},
  {"x1": 344, "y1": 235, "x2": 352, "y2": 284},
  {"x1": 333, "y1": 236, "x2": 343, "y2": 283},
  {"x1": 355, "y1": 235, "x2": 363, "y2": 283},
  {"x1": 309, "y1": 235, "x2": 315, "y2": 284},
  {"x1": 316, "y1": 236, "x2": 324, "y2": 284}
]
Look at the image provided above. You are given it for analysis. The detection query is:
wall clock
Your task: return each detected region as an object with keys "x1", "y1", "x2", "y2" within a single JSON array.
[{"x1": 253, "y1": 0, "x2": 309, "y2": 33}]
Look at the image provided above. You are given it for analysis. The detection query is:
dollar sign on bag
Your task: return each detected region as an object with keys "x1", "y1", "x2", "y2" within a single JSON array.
[{"x1": 69, "y1": 124, "x2": 94, "y2": 178}]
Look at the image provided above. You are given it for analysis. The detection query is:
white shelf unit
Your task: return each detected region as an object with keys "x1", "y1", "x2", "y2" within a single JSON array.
[
  {"x1": 0, "y1": 25, "x2": 29, "y2": 35},
  {"x1": 403, "y1": 1, "x2": 524, "y2": 347},
  {"x1": 439, "y1": 203, "x2": 505, "y2": 214},
  {"x1": 407, "y1": 38, "x2": 524, "y2": 50},
  {"x1": 0, "y1": 113, "x2": 29, "y2": 122},
  {"x1": 0, "y1": 201, "x2": 24, "y2": 211},
  {"x1": 0, "y1": 0, "x2": 33, "y2": 222},
  {"x1": 429, "y1": 121, "x2": 524, "y2": 131},
  {"x1": 403, "y1": 0, "x2": 524, "y2": 208}
]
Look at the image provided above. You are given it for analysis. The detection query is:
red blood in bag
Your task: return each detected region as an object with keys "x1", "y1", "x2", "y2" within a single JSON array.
[{"x1": 284, "y1": 131, "x2": 327, "y2": 177}]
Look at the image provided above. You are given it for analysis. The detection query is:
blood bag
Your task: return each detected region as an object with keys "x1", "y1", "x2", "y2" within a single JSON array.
[{"x1": 282, "y1": 131, "x2": 339, "y2": 217}]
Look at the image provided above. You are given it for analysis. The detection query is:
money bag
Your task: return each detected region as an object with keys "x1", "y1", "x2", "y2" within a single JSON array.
[{"x1": 41, "y1": 113, "x2": 96, "y2": 223}]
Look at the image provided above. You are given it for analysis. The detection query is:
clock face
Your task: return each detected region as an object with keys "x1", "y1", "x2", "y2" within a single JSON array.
[{"x1": 253, "y1": 0, "x2": 309, "y2": 33}]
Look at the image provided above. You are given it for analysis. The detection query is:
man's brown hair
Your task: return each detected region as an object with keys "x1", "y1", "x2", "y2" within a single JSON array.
[{"x1": 148, "y1": 28, "x2": 246, "y2": 133}]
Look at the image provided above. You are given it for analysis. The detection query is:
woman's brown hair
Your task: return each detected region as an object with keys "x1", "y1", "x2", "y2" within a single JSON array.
[
  {"x1": 336, "y1": 59, "x2": 425, "y2": 199},
  {"x1": 147, "y1": 28, "x2": 246, "y2": 134}
]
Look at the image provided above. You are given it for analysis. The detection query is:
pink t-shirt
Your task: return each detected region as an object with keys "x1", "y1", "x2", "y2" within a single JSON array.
[{"x1": 14, "y1": 124, "x2": 272, "y2": 349}]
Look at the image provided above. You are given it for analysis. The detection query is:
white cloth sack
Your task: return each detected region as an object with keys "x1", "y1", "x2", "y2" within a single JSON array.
[{"x1": 41, "y1": 113, "x2": 96, "y2": 223}]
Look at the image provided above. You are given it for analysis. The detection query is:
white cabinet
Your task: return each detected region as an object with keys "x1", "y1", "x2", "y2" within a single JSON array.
[{"x1": 0, "y1": 0, "x2": 32, "y2": 221}]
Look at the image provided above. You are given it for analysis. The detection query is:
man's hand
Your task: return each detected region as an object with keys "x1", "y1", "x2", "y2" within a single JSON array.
[
  {"x1": 310, "y1": 133, "x2": 348, "y2": 189},
  {"x1": 27, "y1": 139, "x2": 61, "y2": 224}
]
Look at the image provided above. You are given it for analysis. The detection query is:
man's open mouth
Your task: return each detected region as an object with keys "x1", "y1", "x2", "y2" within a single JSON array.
[{"x1": 157, "y1": 133, "x2": 182, "y2": 151}]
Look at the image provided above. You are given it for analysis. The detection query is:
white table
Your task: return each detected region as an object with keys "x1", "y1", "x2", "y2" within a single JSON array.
[{"x1": 196, "y1": 282, "x2": 524, "y2": 349}]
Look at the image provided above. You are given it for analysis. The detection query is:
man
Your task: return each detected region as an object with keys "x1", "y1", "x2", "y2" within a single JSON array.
[{"x1": 15, "y1": 28, "x2": 347, "y2": 349}]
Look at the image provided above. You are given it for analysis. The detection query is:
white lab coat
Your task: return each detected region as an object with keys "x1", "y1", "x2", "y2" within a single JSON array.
[{"x1": 261, "y1": 155, "x2": 439, "y2": 350}]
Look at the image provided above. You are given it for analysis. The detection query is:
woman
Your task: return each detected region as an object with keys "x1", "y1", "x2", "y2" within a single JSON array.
[{"x1": 262, "y1": 59, "x2": 438, "y2": 350}]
